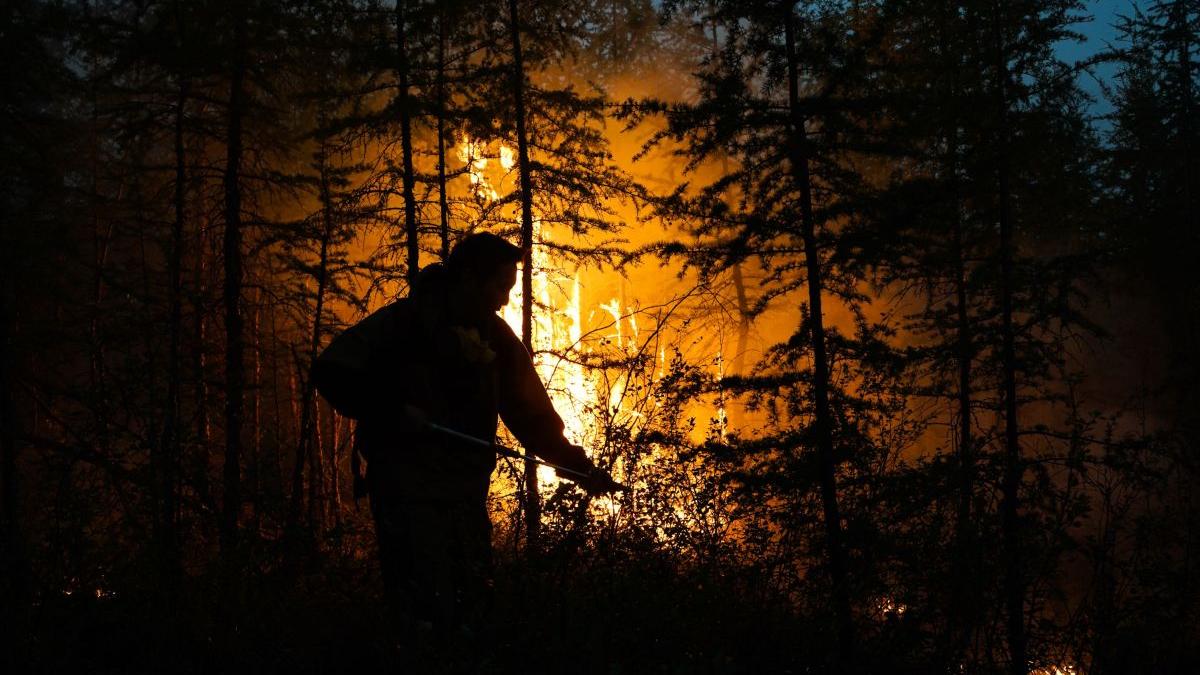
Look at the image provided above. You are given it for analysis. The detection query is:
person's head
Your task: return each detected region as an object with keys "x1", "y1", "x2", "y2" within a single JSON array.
[{"x1": 445, "y1": 232, "x2": 524, "y2": 315}]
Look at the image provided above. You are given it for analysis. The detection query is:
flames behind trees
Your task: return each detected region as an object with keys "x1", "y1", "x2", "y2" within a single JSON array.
[{"x1": 2, "y1": 1, "x2": 1198, "y2": 673}]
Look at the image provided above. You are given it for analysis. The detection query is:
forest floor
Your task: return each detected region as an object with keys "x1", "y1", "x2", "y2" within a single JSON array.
[{"x1": 6, "y1": 535, "x2": 826, "y2": 674}]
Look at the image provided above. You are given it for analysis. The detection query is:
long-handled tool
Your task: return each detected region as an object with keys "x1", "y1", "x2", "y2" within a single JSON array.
[{"x1": 426, "y1": 422, "x2": 628, "y2": 491}]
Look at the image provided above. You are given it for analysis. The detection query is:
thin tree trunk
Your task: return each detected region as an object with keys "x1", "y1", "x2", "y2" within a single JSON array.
[
  {"x1": 942, "y1": 3, "x2": 976, "y2": 661},
  {"x1": 193, "y1": 213, "x2": 212, "y2": 514},
  {"x1": 270, "y1": 305, "x2": 284, "y2": 498},
  {"x1": 729, "y1": 264, "x2": 751, "y2": 375},
  {"x1": 330, "y1": 413, "x2": 342, "y2": 529},
  {"x1": 249, "y1": 293, "x2": 261, "y2": 537},
  {"x1": 310, "y1": 400, "x2": 324, "y2": 533},
  {"x1": 158, "y1": 64, "x2": 189, "y2": 587},
  {"x1": 1, "y1": 267, "x2": 27, "y2": 606},
  {"x1": 992, "y1": 3, "x2": 1026, "y2": 671},
  {"x1": 88, "y1": 48, "x2": 113, "y2": 475},
  {"x1": 1090, "y1": 485, "x2": 1118, "y2": 674},
  {"x1": 289, "y1": 137, "x2": 336, "y2": 533},
  {"x1": 784, "y1": 10, "x2": 854, "y2": 670},
  {"x1": 221, "y1": 3, "x2": 247, "y2": 558},
  {"x1": 951, "y1": 179, "x2": 977, "y2": 658},
  {"x1": 508, "y1": 0, "x2": 540, "y2": 552},
  {"x1": 708, "y1": 7, "x2": 752, "y2": 378},
  {"x1": 396, "y1": 0, "x2": 420, "y2": 285},
  {"x1": 290, "y1": 370, "x2": 301, "y2": 451},
  {"x1": 436, "y1": 4, "x2": 451, "y2": 260}
]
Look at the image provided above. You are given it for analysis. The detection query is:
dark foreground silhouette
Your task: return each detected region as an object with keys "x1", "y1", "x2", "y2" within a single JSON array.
[{"x1": 312, "y1": 232, "x2": 620, "y2": 651}]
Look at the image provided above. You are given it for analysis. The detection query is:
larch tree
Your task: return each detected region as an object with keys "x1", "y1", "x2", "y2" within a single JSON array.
[{"x1": 621, "y1": 1, "x2": 907, "y2": 668}]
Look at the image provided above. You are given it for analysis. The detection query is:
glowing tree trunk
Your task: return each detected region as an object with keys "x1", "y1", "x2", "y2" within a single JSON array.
[
  {"x1": 221, "y1": 2, "x2": 247, "y2": 559},
  {"x1": 509, "y1": 0, "x2": 541, "y2": 551},
  {"x1": 330, "y1": 415, "x2": 343, "y2": 528},
  {"x1": 784, "y1": 10, "x2": 854, "y2": 668}
]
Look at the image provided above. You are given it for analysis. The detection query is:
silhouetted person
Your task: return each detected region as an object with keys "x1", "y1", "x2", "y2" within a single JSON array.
[{"x1": 312, "y1": 232, "x2": 619, "y2": 654}]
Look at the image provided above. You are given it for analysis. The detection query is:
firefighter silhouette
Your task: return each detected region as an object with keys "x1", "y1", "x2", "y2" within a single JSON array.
[{"x1": 313, "y1": 232, "x2": 621, "y2": 643}]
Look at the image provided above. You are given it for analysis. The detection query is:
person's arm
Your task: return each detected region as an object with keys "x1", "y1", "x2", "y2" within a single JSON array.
[
  {"x1": 493, "y1": 319, "x2": 622, "y2": 494},
  {"x1": 493, "y1": 321, "x2": 592, "y2": 474}
]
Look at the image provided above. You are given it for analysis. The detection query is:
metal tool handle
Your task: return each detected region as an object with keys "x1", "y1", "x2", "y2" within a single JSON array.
[{"x1": 425, "y1": 422, "x2": 627, "y2": 490}]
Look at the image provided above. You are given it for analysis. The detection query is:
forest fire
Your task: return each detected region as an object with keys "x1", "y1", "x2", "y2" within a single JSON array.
[
  {"x1": 5, "y1": 0, "x2": 1198, "y2": 673},
  {"x1": 500, "y1": 227, "x2": 597, "y2": 489},
  {"x1": 460, "y1": 133, "x2": 691, "y2": 504},
  {"x1": 461, "y1": 134, "x2": 611, "y2": 486}
]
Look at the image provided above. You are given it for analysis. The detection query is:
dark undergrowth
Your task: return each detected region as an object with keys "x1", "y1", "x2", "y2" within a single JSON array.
[{"x1": 7, "y1": 540, "x2": 824, "y2": 674}]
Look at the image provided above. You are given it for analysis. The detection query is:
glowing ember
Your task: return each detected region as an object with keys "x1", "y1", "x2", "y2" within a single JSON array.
[
  {"x1": 1031, "y1": 666, "x2": 1077, "y2": 675},
  {"x1": 874, "y1": 596, "x2": 907, "y2": 619}
]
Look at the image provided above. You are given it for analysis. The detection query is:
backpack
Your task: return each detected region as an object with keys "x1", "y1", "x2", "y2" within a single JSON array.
[{"x1": 312, "y1": 300, "x2": 408, "y2": 500}]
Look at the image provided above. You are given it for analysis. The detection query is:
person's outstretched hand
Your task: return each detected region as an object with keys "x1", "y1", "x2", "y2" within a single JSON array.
[{"x1": 563, "y1": 465, "x2": 625, "y2": 495}]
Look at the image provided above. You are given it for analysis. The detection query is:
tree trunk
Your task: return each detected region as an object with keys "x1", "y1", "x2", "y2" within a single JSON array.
[
  {"x1": 310, "y1": 400, "x2": 325, "y2": 533},
  {"x1": 942, "y1": 3, "x2": 976, "y2": 661},
  {"x1": 270, "y1": 305, "x2": 285, "y2": 498},
  {"x1": 436, "y1": 4, "x2": 451, "y2": 260},
  {"x1": 87, "y1": 45, "x2": 113, "y2": 487},
  {"x1": 784, "y1": 10, "x2": 854, "y2": 669},
  {"x1": 249, "y1": 293, "x2": 261, "y2": 537},
  {"x1": 708, "y1": 6, "x2": 752, "y2": 379},
  {"x1": 396, "y1": 0, "x2": 420, "y2": 285},
  {"x1": 158, "y1": 65, "x2": 188, "y2": 587},
  {"x1": 508, "y1": 0, "x2": 541, "y2": 553},
  {"x1": 729, "y1": 264, "x2": 751, "y2": 375},
  {"x1": 330, "y1": 413, "x2": 343, "y2": 529},
  {"x1": 221, "y1": 3, "x2": 247, "y2": 558},
  {"x1": 0, "y1": 266, "x2": 27, "y2": 606},
  {"x1": 193, "y1": 200, "x2": 212, "y2": 516},
  {"x1": 289, "y1": 139, "x2": 336, "y2": 534},
  {"x1": 992, "y1": 3, "x2": 1026, "y2": 671},
  {"x1": 951, "y1": 172, "x2": 977, "y2": 659}
]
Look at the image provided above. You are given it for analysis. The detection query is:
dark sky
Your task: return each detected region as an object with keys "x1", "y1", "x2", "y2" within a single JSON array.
[{"x1": 1060, "y1": 0, "x2": 1139, "y2": 122}]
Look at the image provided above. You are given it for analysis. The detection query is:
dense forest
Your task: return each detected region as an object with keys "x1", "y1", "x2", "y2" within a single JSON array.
[{"x1": 2, "y1": 0, "x2": 1198, "y2": 673}]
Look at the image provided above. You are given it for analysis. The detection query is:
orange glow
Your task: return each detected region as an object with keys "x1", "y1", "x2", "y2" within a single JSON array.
[
  {"x1": 501, "y1": 220, "x2": 602, "y2": 490},
  {"x1": 1031, "y1": 666, "x2": 1077, "y2": 675},
  {"x1": 449, "y1": 133, "x2": 745, "y2": 532},
  {"x1": 457, "y1": 134, "x2": 500, "y2": 202}
]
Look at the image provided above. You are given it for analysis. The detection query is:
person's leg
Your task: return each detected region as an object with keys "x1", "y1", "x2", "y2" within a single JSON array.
[
  {"x1": 449, "y1": 499, "x2": 495, "y2": 641},
  {"x1": 369, "y1": 484, "x2": 420, "y2": 636},
  {"x1": 403, "y1": 501, "x2": 457, "y2": 634}
]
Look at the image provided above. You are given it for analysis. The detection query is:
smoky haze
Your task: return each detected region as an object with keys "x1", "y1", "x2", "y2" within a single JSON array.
[{"x1": 2, "y1": 1, "x2": 1196, "y2": 674}]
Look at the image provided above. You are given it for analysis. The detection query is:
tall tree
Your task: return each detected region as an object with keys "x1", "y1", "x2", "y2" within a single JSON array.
[
  {"x1": 1105, "y1": 3, "x2": 1200, "y2": 668},
  {"x1": 622, "y1": 1, "x2": 902, "y2": 667},
  {"x1": 395, "y1": 0, "x2": 421, "y2": 285},
  {"x1": 507, "y1": 0, "x2": 543, "y2": 550},
  {"x1": 220, "y1": 0, "x2": 248, "y2": 558},
  {"x1": 782, "y1": 7, "x2": 855, "y2": 664}
]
